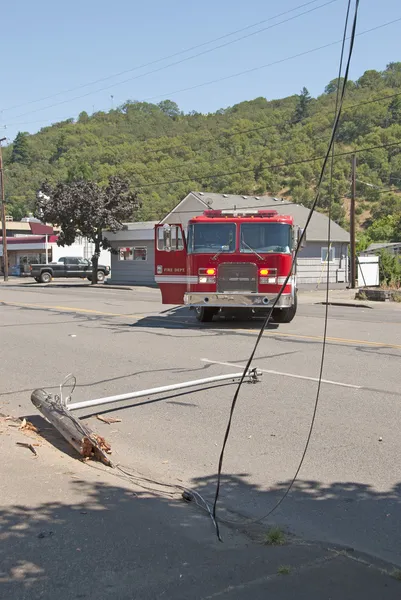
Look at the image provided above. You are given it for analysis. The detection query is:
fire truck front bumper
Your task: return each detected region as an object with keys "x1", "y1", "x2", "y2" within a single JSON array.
[{"x1": 184, "y1": 292, "x2": 293, "y2": 309}]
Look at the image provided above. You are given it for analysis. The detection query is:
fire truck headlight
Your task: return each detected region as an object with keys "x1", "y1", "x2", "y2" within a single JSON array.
[{"x1": 199, "y1": 276, "x2": 216, "y2": 283}]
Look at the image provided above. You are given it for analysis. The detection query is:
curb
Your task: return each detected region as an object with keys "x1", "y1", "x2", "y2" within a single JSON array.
[{"x1": 314, "y1": 301, "x2": 373, "y2": 309}]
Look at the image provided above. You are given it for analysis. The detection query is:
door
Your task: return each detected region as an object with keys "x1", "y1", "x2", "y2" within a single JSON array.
[
  {"x1": 65, "y1": 257, "x2": 80, "y2": 277},
  {"x1": 154, "y1": 224, "x2": 188, "y2": 305},
  {"x1": 78, "y1": 257, "x2": 91, "y2": 277}
]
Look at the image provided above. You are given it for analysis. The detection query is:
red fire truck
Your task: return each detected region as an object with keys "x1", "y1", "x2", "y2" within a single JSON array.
[{"x1": 154, "y1": 208, "x2": 303, "y2": 323}]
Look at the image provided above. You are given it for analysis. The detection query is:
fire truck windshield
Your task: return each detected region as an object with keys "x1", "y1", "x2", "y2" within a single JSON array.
[
  {"x1": 240, "y1": 222, "x2": 291, "y2": 254},
  {"x1": 187, "y1": 223, "x2": 236, "y2": 254}
]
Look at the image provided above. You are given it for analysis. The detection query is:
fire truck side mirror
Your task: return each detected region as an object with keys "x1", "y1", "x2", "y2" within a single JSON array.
[
  {"x1": 164, "y1": 226, "x2": 171, "y2": 251},
  {"x1": 157, "y1": 225, "x2": 171, "y2": 251},
  {"x1": 157, "y1": 225, "x2": 184, "y2": 252}
]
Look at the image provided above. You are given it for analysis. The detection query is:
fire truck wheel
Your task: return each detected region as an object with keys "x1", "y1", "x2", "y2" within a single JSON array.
[
  {"x1": 272, "y1": 293, "x2": 297, "y2": 323},
  {"x1": 195, "y1": 307, "x2": 217, "y2": 322}
]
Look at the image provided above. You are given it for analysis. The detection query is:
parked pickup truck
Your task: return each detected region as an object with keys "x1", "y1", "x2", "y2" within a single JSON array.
[{"x1": 30, "y1": 257, "x2": 110, "y2": 283}]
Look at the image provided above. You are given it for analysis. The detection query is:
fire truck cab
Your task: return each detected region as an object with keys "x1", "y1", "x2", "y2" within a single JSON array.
[{"x1": 155, "y1": 209, "x2": 303, "y2": 323}]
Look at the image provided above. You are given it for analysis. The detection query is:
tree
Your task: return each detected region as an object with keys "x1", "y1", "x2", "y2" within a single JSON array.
[
  {"x1": 366, "y1": 215, "x2": 396, "y2": 242},
  {"x1": 293, "y1": 87, "x2": 312, "y2": 123},
  {"x1": 388, "y1": 96, "x2": 401, "y2": 125},
  {"x1": 378, "y1": 249, "x2": 401, "y2": 286},
  {"x1": 383, "y1": 62, "x2": 401, "y2": 87},
  {"x1": 78, "y1": 111, "x2": 90, "y2": 123},
  {"x1": 50, "y1": 133, "x2": 68, "y2": 163},
  {"x1": 66, "y1": 162, "x2": 93, "y2": 182},
  {"x1": 36, "y1": 177, "x2": 140, "y2": 284},
  {"x1": 356, "y1": 70, "x2": 383, "y2": 89},
  {"x1": 11, "y1": 132, "x2": 30, "y2": 164},
  {"x1": 157, "y1": 100, "x2": 181, "y2": 118},
  {"x1": 324, "y1": 77, "x2": 355, "y2": 94}
]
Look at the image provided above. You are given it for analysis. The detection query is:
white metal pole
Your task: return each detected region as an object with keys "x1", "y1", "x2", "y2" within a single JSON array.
[
  {"x1": 45, "y1": 234, "x2": 49, "y2": 264},
  {"x1": 67, "y1": 371, "x2": 260, "y2": 412}
]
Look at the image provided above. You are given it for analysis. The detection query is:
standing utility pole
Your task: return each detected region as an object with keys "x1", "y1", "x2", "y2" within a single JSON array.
[
  {"x1": 0, "y1": 137, "x2": 8, "y2": 281},
  {"x1": 350, "y1": 154, "x2": 356, "y2": 289}
]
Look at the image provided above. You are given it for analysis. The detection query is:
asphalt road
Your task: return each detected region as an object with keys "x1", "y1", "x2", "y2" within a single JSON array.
[{"x1": 1, "y1": 282, "x2": 401, "y2": 566}]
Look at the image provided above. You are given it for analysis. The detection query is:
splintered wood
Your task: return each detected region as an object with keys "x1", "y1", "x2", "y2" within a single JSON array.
[
  {"x1": 96, "y1": 415, "x2": 122, "y2": 424},
  {"x1": 31, "y1": 389, "x2": 112, "y2": 466}
]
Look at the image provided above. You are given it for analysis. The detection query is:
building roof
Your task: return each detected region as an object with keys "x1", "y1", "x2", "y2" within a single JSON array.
[
  {"x1": 122, "y1": 221, "x2": 158, "y2": 231},
  {"x1": 180, "y1": 192, "x2": 349, "y2": 243},
  {"x1": 0, "y1": 221, "x2": 58, "y2": 232},
  {"x1": 366, "y1": 242, "x2": 401, "y2": 252},
  {"x1": 0, "y1": 235, "x2": 58, "y2": 244},
  {"x1": 105, "y1": 221, "x2": 158, "y2": 243}
]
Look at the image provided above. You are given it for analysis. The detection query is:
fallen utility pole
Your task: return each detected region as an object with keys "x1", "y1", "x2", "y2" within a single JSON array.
[
  {"x1": 66, "y1": 370, "x2": 262, "y2": 412},
  {"x1": 31, "y1": 389, "x2": 112, "y2": 465},
  {"x1": 31, "y1": 370, "x2": 261, "y2": 461}
]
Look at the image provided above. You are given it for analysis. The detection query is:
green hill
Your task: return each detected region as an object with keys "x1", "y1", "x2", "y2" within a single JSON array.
[{"x1": 3, "y1": 63, "x2": 401, "y2": 246}]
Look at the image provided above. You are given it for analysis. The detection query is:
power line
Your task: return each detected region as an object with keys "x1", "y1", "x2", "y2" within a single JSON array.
[
  {"x1": 7, "y1": 1, "x2": 337, "y2": 122},
  {"x1": 211, "y1": 0, "x2": 360, "y2": 539},
  {"x1": 127, "y1": 95, "x2": 401, "y2": 179},
  {"x1": 5, "y1": 89, "x2": 400, "y2": 145},
  {"x1": 356, "y1": 179, "x2": 401, "y2": 194},
  {"x1": 138, "y1": 91, "x2": 401, "y2": 157},
  {"x1": 134, "y1": 141, "x2": 401, "y2": 189},
  {"x1": 1, "y1": 0, "x2": 326, "y2": 114},
  {"x1": 3, "y1": 17, "x2": 400, "y2": 131},
  {"x1": 142, "y1": 17, "x2": 401, "y2": 103}
]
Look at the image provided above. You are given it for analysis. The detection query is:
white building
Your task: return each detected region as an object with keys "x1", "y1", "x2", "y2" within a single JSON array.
[{"x1": 0, "y1": 233, "x2": 110, "y2": 276}]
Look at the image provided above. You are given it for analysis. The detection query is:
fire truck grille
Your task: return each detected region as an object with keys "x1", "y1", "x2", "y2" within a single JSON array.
[{"x1": 217, "y1": 263, "x2": 258, "y2": 293}]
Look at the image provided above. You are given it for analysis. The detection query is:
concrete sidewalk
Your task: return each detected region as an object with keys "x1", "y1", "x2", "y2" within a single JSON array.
[{"x1": 1, "y1": 415, "x2": 400, "y2": 599}]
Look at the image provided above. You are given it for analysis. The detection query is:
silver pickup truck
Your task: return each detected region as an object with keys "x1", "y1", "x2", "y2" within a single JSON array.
[{"x1": 30, "y1": 257, "x2": 110, "y2": 283}]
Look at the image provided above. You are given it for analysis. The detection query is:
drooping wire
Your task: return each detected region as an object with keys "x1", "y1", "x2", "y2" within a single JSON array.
[
  {"x1": 237, "y1": 0, "x2": 355, "y2": 528},
  {"x1": 211, "y1": 0, "x2": 360, "y2": 541}
]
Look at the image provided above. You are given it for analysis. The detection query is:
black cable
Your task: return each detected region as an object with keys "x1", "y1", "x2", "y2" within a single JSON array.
[
  {"x1": 243, "y1": 0, "x2": 354, "y2": 528},
  {"x1": 134, "y1": 141, "x2": 401, "y2": 189},
  {"x1": 211, "y1": 0, "x2": 360, "y2": 541},
  {"x1": 1, "y1": 0, "x2": 326, "y2": 114}
]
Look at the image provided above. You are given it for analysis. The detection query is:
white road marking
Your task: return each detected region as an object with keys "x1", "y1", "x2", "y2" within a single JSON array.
[{"x1": 201, "y1": 358, "x2": 362, "y2": 390}]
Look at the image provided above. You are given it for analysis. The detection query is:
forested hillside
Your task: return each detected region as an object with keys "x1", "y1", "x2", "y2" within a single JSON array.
[{"x1": 3, "y1": 62, "x2": 401, "y2": 246}]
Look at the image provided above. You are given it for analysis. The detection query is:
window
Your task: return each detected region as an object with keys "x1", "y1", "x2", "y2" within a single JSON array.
[
  {"x1": 187, "y1": 223, "x2": 236, "y2": 254},
  {"x1": 240, "y1": 223, "x2": 291, "y2": 254},
  {"x1": 171, "y1": 226, "x2": 184, "y2": 250},
  {"x1": 321, "y1": 247, "x2": 335, "y2": 263},
  {"x1": 118, "y1": 247, "x2": 147, "y2": 261},
  {"x1": 157, "y1": 228, "x2": 165, "y2": 251},
  {"x1": 133, "y1": 247, "x2": 147, "y2": 261}
]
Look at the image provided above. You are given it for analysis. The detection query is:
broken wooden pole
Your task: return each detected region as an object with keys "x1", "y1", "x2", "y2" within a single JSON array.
[{"x1": 31, "y1": 389, "x2": 112, "y2": 465}]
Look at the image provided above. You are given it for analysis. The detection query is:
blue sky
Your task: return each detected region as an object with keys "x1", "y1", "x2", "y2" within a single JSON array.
[{"x1": 1, "y1": 0, "x2": 400, "y2": 142}]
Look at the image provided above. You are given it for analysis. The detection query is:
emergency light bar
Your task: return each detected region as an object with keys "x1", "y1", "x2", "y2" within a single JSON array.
[{"x1": 203, "y1": 209, "x2": 278, "y2": 218}]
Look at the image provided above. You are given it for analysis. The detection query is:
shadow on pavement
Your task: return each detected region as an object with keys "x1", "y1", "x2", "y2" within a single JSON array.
[{"x1": 1, "y1": 467, "x2": 401, "y2": 599}]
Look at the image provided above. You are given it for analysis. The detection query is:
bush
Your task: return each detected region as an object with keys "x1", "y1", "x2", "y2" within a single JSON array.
[{"x1": 379, "y1": 249, "x2": 401, "y2": 287}]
